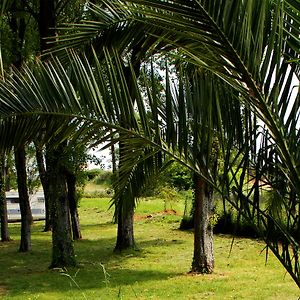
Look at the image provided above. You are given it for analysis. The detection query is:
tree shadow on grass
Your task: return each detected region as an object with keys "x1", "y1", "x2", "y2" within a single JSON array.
[
  {"x1": 0, "y1": 220, "x2": 190, "y2": 298},
  {"x1": 0, "y1": 237, "x2": 179, "y2": 298},
  {"x1": 136, "y1": 237, "x2": 185, "y2": 248}
]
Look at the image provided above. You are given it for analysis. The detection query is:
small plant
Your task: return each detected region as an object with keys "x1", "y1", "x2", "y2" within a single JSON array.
[
  {"x1": 158, "y1": 186, "x2": 179, "y2": 211},
  {"x1": 58, "y1": 268, "x2": 87, "y2": 300},
  {"x1": 99, "y1": 262, "x2": 111, "y2": 288}
]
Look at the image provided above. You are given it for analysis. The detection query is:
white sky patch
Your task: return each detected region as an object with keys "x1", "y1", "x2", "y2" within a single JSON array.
[{"x1": 88, "y1": 145, "x2": 113, "y2": 170}]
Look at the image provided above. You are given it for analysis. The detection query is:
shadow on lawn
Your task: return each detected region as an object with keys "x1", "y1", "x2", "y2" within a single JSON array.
[
  {"x1": 1, "y1": 215, "x2": 188, "y2": 298},
  {"x1": 137, "y1": 237, "x2": 185, "y2": 248},
  {"x1": 0, "y1": 236, "x2": 179, "y2": 297}
]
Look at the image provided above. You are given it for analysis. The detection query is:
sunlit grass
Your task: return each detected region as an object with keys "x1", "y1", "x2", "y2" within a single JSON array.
[{"x1": 0, "y1": 197, "x2": 298, "y2": 299}]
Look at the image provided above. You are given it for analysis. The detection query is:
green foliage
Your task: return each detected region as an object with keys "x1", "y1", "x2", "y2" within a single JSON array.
[
  {"x1": 85, "y1": 169, "x2": 113, "y2": 187},
  {"x1": 158, "y1": 185, "x2": 179, "y2": 211},
  {"x1": 25, "y1": 143, "x2": 41, "y2": 194},
  {"x1": 140, "y1": 162, "x2": 193, "y2": 197},
  {"x1": 213, "y1": 209, "x2": 259, "y2": 238},
  {"x1": 4, "y1": 144, "x2": 41, "y2": 194},
  {"x1": 163, "y1": 162, "x2": 193, "y2": 191}
]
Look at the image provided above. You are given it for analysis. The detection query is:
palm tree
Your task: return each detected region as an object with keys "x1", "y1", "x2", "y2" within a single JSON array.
[
  {"x1": 0, "y1": 0, "x2": 299, "y2": 287},
  {"x1": 50, "y1": 1, "x2": 170, "y2": 251},
  {"x1": 120, "y1": 0, "x2": 299, "y2": 284}
]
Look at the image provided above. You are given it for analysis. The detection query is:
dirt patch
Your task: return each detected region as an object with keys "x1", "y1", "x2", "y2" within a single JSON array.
[
  {"x1": 134, "y1": 209, "x2": 179, "y2": 221},
  {"x1": 0, "y1": 285, "x2": 8, "y2": 296}
]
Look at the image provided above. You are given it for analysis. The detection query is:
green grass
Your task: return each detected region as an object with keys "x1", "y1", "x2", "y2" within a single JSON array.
[
  {"x1": 82, "y1": 182, "x2": 113, "y2": 198},
  {"x1": 0, "y1": 197, "x2": 298, "y2": 299}
]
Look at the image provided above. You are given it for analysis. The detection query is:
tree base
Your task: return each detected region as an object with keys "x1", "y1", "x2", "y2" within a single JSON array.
[{"x1": 190, "y1": 263, "x2": 214, "y2": 274}]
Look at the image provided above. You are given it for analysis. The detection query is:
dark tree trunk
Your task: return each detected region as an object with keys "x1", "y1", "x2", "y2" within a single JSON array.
[
  {"x1": 114, "y1": 139, "x2": 135, "y2": 251},
  {"x1": 47, "y1": 147, "x2": 76, "y2": 268},
  {"x1": 37, "y1": 0, "x2": 56, "y2": 233},
  {"x1": 110, "y1": 130, "x2": 117, "y2": 174},
  {"x1": 0, "y1": 154, "x2": 10, "y2": 242},
  {"x1": 114, "y1": 55, "x2": 142, "y2": 251},
  {"x1": 39, "y1": 0, "x2": 75, "y2": 268},
  {"x1": 35, "y1": 144, "x2": 51, "y2": 231},
  {"x1": 39, "y1": 0, "x2": 56, "y2": 54},
  {"x1": 191, "y1": 175, "x2": 214, "y2": 273},
  {"x1": 37, "y1": 0, "x2": 57, "y2": 234},
  {"x1": 15, "y1": 146, "x2": 32, "y2": 252},
  {"x1": 66, "y1": 172, "x2": 82, "y2": 240},
  {"x1": 5, "y1": 154, "x2": 12, "y2": 192},
  {"x1": 114, "y1": 202, "x2": 135, "y2": 251},
  {"x1": 9, "y1": 3, "x2": 31, "y2": 250}
]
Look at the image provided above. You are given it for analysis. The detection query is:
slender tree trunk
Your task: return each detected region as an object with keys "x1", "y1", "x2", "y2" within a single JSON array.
[
  {"x1": 15, "y1": 146, "x2": 32, "y2": 252},
  {"x1": 114, "y1": 57, "x2": 141, "y2": 251},
  {"x1": 114, "y1": 201, "x2": 135, "y2": 251},
  {"x1": 35, "y1": 144, "x2": 51, "y2": 231},
  {"x1": 110, "y1": 131, "x2": 117, "y2": 174},
  {"x1": 39, "y1": 0, "x2": 56, "y2": 54},
  {"x1": 191, "y1": 175, "x2": 214, "y2": 273},
  {"x1": 0, "y1": 154, "x2": 10, "y2": 242},
  {"x1": 9, "y1": 2, "x2": 31, "y2": 250},
  {"x1": 114, "y1": 139, "x2": 135, "y2": 251},
  {"x1": 47, "y1": 147, "x2": 76, "y2": 268},
  {"x1": 5, "y1": 153, "x2": 12, "y2": 192},
  {"x1": 66, "y1": 172, "x2": 82, "y2": 240},
  {"x1": 38, "y1": 0, "x2": 56, "y2": 234}
]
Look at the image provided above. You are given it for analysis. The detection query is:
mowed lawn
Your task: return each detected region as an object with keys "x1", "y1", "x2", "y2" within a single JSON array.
[{"x1": 0, "y1": 197, "x2": 298, "y2": 299}]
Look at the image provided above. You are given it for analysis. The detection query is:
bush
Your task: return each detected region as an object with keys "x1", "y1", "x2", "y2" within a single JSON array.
[
  {"x1": 83, "y1": 188, "x2": 114, "y2": 198},
  {"x1": 179, "y1": 195, "x2": 260, "y2": 238},
  {"x1": 85, "y1": 169, "x2": 113, "y2": 186},
  {"x1": 158, "y1": 186, "x2": 179, "y2": 211},
  {"x1": 164, "y1": 162, "x2": 193, "y2": 191},
  {"x1": 213, "y1": 210, "x2": 259, "y2": 238}
]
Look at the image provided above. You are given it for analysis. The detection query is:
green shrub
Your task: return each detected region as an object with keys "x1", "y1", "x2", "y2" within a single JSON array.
[
  {"x1": 213, "y1": 210, "x2": 259, "y2": 238},
  {"x1": 85, "y1": 169, "x2": 113, "y2": 186},
  {"x1": 158, "y1": 186, "x2": 179, "y2": 211},
  {"x1": 83, "y1": 188, "x2": 114, "y2": 198}
]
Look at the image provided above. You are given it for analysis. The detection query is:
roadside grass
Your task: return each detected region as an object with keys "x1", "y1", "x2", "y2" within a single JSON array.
[
  {"x1": 0, "y1": 197, "x2": 298, "y2": 299},
  {"x1": 82, "y1": 182, "x2": 113, "y2": 198}
]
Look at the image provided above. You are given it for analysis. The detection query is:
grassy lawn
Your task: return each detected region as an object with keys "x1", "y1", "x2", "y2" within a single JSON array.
[{"x1": 0, "y1": 197, "x2": 298, "y2": 299}]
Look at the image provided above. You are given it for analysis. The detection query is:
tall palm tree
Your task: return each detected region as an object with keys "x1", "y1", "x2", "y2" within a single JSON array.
[
  {"x1": 50, "y1": 1, "x2": 172, "y2": 251},
  {"x1": 0, "y1": 0, "x2": 299, "y2": 287},
  {"x1": 120, "y1": 0, "x2": 299, "y2": 285}
]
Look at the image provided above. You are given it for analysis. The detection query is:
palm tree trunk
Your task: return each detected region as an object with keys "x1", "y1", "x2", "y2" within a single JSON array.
[
  {"x1": 5, "y1": 153, "x2": 12, "y2": 192},
  {"x1": 111, "y1": 140, "x2": 117, "y2": 174},
  {"x1": 191, "y1": 174, "x2": 214, "y2": 273},
  {"x1": 15, "y1": 146, "x2": 32, "y2": 252},
  {"x1": 0, "y1": 154, "x2": 10, "y2": 242},
  {"x1": 39, "y1": 0, "x2": 56, "y2": 53},
  {"x1": 114, "y1": 139, "x2": 135, "y2": 251},
  {"x1": 115, "y1": 201, "x2": 135, "y2": 251},
  {"x1": 66, "y1": 172, "x2": 82, "y2": 240},
  {"x1": 35, "y1": 145, "x2": 51, "y2": 231},
  {"x1": 47, "y1": 147, "x2": 76, "y2": 268},
  {"x1": 114, "y1": 57, "x2": 141, "y2": 251}
]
